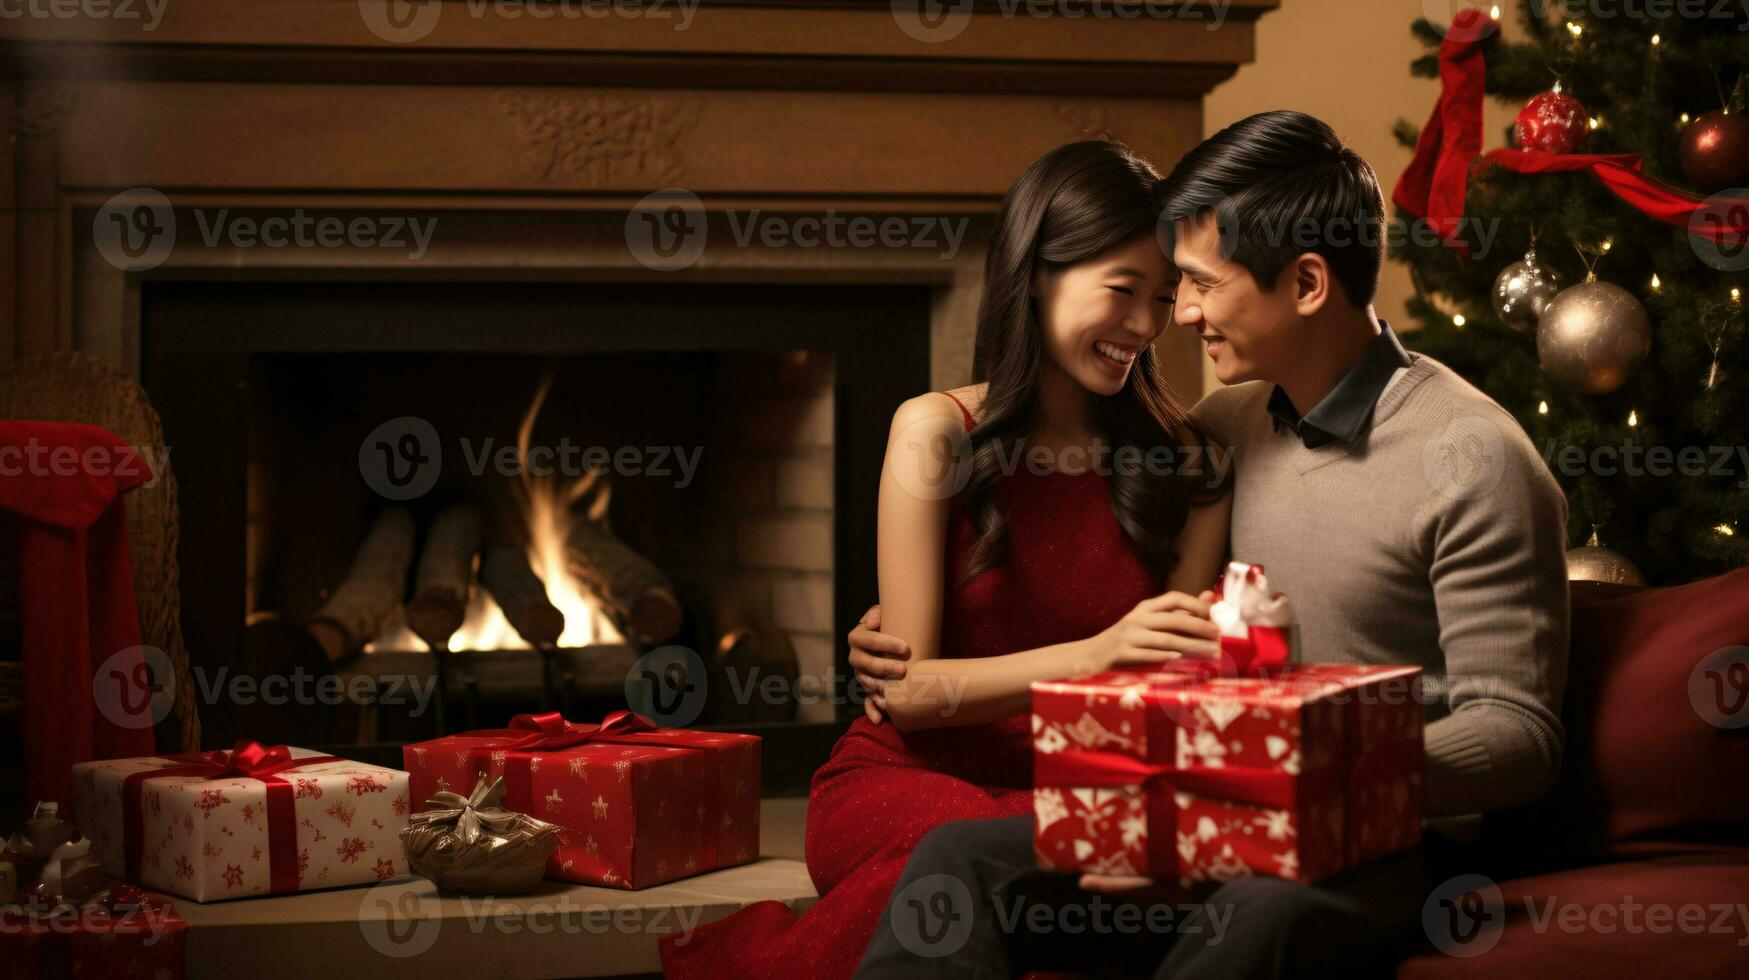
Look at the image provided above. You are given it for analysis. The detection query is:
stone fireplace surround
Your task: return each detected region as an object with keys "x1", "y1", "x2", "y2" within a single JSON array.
[{"x1": 1, "y1": 0, "x2": 1274, "y2": 775}]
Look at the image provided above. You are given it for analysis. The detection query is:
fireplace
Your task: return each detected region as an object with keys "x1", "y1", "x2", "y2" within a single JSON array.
[
  {"x1": 144, "y1": 281, "x2": 929, "y2": 758},
  {"x1": 4, "y1": 2, "x2": 1268, "y2": 802}
]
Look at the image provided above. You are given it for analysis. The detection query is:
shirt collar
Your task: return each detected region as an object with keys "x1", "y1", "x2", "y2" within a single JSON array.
[{"x1": 1267, "y1": 321, "x2": 1413, "y2": 449}]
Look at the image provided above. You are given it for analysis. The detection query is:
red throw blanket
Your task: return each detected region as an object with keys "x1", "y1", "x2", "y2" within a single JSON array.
[{"x1": 0, "y1": 421, "x2": 159, "y2": 807}]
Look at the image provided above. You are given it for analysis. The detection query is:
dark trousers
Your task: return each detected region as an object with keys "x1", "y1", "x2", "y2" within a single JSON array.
[{"x1": 856, "y1": 814, "x2": 1437, "y2": 980}]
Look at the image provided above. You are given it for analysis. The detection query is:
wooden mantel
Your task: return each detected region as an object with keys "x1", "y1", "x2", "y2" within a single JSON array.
[{"x1": 0, "y1": 0, "x2": 1279, "y2": 389}]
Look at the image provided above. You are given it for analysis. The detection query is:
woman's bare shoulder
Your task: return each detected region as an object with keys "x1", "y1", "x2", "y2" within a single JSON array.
[
  {"x1": 891, "y1": 383, "x2": 987, "y2": 427},
  {"x1": 941, "y1": 382, "x2": 989, "y2": 420}
]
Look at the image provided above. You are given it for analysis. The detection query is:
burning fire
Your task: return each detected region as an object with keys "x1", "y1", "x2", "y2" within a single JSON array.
[{"x1": 369, "y1": 374, "x2": 620, "y2": 653}]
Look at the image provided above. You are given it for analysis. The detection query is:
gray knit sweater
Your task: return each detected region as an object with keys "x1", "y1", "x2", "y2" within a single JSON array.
[{"x1": 1191, "y1": 352, "x2": 1570, "y2": 818}]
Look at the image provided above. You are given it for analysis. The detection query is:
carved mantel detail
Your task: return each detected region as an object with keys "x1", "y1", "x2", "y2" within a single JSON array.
[
  {"x1": 497, "y1": 92, "x2": 697, "y2": 185},
  {"x1": 1056, "y1": 104, "x2": 1115, "y2": 143},
  {"x1": 13, "y1": 86, "x2": 73, "y2": 139}
]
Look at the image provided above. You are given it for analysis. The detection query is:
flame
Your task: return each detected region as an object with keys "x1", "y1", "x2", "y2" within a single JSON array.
[{"x1": 368, "y1": 371, "x2": 620, "y2": 653}]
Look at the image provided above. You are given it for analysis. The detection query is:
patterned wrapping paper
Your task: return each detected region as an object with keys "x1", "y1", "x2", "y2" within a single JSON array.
[
  {"x1": 403, "y1": 711, "x2": 761, "y2": 890},
  {"x1": 1032, "y1": 662, "x2": 1423, "y2": 885},
  {"x1": 71, "y1": 744, "x2": 410, "y2": 902}
]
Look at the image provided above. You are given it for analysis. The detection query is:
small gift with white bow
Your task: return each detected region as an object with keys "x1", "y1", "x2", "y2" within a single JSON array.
[{"x1": 1209, "y1": 561, "x2": 1300, "y2": 674}]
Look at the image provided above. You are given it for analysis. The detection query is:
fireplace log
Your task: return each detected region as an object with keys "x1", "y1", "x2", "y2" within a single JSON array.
[
  {"x1": 479, "y1": 545, "x2": 565, "y2": 648},
  {"x1": 565, "y1": 520, "x2": 682, "y2": 645},
  {"x1": 308, "y1": 507, "x2": 416, "y2": 662},
  {"x1": 405, "y1": 504, "x2": 482, "y2": 648}
]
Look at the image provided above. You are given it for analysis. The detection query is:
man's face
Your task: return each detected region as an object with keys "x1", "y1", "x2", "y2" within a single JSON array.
[{"x1": 1171, "y1": 210, "x2": 1303, "y2": 386}]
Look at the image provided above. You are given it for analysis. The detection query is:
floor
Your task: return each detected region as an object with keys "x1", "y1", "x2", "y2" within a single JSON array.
[{"x1": 160, "y1": 797, "x2": 819, "y2": 979}]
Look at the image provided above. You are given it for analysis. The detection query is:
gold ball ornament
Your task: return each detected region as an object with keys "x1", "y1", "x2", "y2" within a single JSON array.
[
  {"x1": 1492, "y1": 247, "x2": 1561, "y2": 331},
  {"x1": 1566, "y1": 531, "x2": 1646, "y2": 586},
  {"x1": 1536, "y1": 280, "x2": 1651, "y2": 394}
]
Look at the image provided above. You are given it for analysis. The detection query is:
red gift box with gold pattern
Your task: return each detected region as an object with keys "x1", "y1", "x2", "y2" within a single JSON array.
[
  {"x1": 403, "y1": 712, "x2": 760, "y2": 889},
  {"x1": 1031, "y1": 661, "x2": 1422, "y2": 884}
]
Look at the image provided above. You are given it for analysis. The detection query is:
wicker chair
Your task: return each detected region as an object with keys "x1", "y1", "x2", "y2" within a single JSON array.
[{"x1": 0, "y1": 352, "x2": 202, "y2": 752}]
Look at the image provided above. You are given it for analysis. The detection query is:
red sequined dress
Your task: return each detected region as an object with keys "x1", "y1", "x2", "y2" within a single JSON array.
[{"x1": 659, "y1": 390, "x2": 1162, "y2": 980}]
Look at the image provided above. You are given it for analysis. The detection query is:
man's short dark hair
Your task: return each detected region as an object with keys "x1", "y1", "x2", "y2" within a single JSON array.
[{"x1": 1158, "y1": 110, "x2": 1385, "y2": 308}]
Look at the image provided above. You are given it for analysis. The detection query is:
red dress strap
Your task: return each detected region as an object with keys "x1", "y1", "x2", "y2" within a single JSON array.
[{"x1": 937, "y1": 390, "x2": 976, "y2": 432}]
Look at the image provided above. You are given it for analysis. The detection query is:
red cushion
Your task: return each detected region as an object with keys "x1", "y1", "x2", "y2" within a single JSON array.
[
  {"x1": 1487, "y1": 569, "x2": 1749, "y2": 867},
  {"x1": 1397, "y1": 848, "x2": 1749, "y2": 980}
]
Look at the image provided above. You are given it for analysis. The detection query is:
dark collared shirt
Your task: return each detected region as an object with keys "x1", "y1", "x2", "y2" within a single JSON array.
[{"x1": 1266, "y1": 321, "x2": 1414, "y2": 449}]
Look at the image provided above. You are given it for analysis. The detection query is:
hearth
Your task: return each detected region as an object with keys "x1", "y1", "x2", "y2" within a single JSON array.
[{"x1": 143, "y1": 281, "x2": 928, "y2": 755}]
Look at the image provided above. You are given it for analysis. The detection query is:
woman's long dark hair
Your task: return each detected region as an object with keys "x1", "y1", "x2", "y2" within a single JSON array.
[{"x1": 960, "y1": 139, "x2": 1225, "y2": 584}]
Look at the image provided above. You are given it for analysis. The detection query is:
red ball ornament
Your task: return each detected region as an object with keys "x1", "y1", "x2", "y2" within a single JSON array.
[
  {"x1": 1679, "y1": 110, "x2": 1749, "y2": 193},
  {"x1": 1515, "y1": 90, "x2": 1590, "y2": 154}
]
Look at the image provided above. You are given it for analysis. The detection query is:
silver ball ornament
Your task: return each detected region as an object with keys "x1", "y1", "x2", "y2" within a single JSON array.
[{"x1": 1492, "y1": 247, "x2": 1561, "y2": 332}]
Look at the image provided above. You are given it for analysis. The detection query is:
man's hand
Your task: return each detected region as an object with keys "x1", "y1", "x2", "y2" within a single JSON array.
[
  {"x1": 1077, "y1": 874, "x2": 1178, "y2": 905},
  {"x1": 848, "y1": 604, "x2": 909, "y2": 724}
]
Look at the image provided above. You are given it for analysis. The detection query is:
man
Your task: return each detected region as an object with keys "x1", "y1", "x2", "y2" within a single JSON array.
[{"x1": 847, "y1": 110, "x2": 1571, "y2": 978}]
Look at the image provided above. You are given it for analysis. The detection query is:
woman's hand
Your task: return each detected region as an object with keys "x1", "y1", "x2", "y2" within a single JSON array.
[{"x1": 1083, "y1": 590, "x2": 1222, "y2": 674}]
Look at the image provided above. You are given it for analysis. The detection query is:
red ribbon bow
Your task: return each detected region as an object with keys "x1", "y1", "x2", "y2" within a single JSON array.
[{"x1": 503, "y1": 709, "x2": 656, "y2": 751}]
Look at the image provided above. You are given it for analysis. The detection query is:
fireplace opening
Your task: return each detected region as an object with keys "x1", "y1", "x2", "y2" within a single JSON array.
[{"x1": 143, "y1": 281, "x2": 930, "y2": 773}]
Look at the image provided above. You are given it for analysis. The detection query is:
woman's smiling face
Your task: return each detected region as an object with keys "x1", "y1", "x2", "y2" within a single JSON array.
[{"x1": 1031, "y1": 234, "x2": 1177, "y2": 397}]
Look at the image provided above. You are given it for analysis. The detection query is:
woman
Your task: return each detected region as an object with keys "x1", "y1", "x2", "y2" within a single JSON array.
[{"x1": 659, "y1": 140, "x2": 1232, "y2": 980}]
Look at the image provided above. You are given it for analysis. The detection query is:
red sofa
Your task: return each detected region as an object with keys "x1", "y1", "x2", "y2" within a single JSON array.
[{"x1": 1398, "y1": 568, "x2": 1749, "y2": 978}]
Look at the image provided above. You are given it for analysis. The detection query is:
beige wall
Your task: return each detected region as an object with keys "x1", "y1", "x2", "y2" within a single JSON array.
[{"x1": 1192, "y1": 0, "x2": 1524, "y2": 394}]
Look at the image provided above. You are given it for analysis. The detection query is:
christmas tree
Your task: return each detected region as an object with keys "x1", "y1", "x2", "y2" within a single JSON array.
[{"x1": 1393, "y1": 6, "x2": 1749, "y2": 586}]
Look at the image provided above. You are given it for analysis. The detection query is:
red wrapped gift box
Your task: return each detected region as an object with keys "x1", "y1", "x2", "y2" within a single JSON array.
[
  {"x1": 1, "y1": 895, "x2": 187, "y2": 980},
  {"x1": 1032, "y1": 662, "x2": 1422, "y2": 884},
  {"x1": 403, "y1": 712, "x2": 760, "y2": 889}
]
